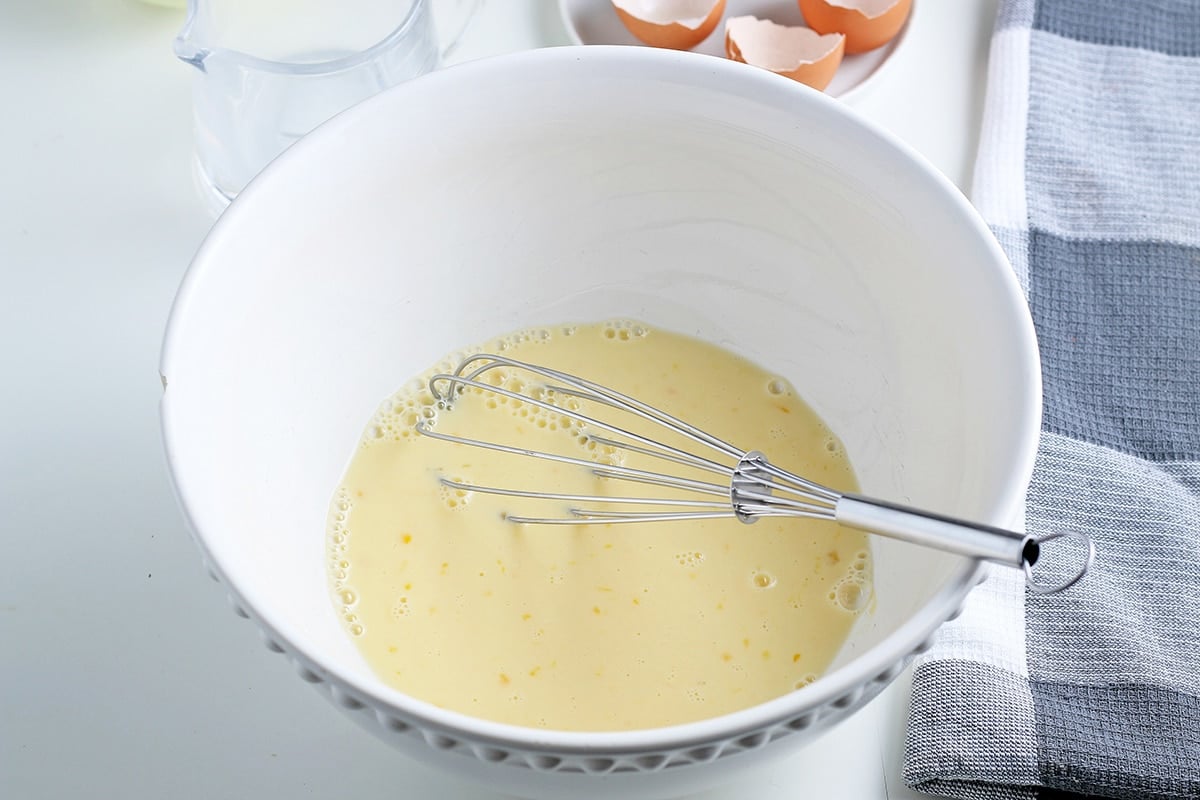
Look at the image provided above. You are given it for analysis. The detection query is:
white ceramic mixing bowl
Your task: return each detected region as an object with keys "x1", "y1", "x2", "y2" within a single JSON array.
[{"x1": 160, "y1": 46, "x2": 1040, "y2": 800}]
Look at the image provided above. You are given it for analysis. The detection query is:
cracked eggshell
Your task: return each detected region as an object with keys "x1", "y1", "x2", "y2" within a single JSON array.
[
  {"x1": 725, "y1": 16, "x2": 845, "y2": 92},
  {"x1": 612, "y1": 0, "x2": 727, "y2": 50},
  {"x1": 797, "y1": 0, "x2": 912, "y2": 54}
]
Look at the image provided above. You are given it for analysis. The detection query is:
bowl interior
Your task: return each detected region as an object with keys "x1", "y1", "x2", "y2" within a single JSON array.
[{"x1": 161, "y1": 47, "x2": 1037, "y2": 734}]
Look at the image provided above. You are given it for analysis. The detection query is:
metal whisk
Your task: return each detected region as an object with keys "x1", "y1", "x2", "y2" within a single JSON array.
[{"x1": 415, "y1": 354, "x2": 1093, "y2": 595}]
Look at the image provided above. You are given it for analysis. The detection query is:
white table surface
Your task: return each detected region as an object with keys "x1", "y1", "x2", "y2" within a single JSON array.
[{"x1": 0, "y1": 1, "x2": 997, "y2": 797}]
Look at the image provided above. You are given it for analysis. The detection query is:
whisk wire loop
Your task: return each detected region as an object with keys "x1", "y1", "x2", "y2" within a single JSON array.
[{"x1": 416, "y1": 423, "x2": 730, "y2": 497}]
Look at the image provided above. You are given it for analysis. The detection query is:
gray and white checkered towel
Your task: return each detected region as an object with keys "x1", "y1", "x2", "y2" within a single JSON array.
[{"x1": 903, "y1": 1, "x2": 1200, "y2": 798}]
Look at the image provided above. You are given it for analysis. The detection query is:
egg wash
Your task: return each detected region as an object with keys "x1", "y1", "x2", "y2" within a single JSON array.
[{"x1": 327, "y1": 321, "x2": 872, "y2": 731}]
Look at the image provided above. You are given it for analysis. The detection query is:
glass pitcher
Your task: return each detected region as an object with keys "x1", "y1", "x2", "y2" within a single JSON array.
[{"x1": 174, "y1": 0, "x2": 481, "y2": 213}]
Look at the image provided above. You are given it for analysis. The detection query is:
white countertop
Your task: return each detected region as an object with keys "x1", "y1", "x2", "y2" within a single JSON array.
[{"x1": 0, "y1": 1, "x2": 997, "y2": 797}]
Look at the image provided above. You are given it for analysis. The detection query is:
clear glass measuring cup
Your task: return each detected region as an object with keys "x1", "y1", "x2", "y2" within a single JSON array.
[{"x1": 174, "y1": 0, "x2": 481, "y2": 213}]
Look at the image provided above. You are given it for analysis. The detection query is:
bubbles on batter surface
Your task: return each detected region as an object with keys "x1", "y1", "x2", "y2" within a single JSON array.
[
  {"x1": 573, "y1": 432, "x2": 624, "y2": 467},
  {"x1": 601, "y1": 319, "x2": 649, "y2": 342},
  {"x1": 832, "y1": 578, "x2": 870, "y2": 612},
  {"x1": 675, "y1": 551, "x2": 705, "y2": 568},
  {"x1": 492, "y1": 327, "x2": 554, "y2": 353},
  {"x1": 326, "y1": 488, "x2": 368, "y2": 635},
  {"x1": 445, "y1": 365, "x2": 603, "y2": 449},
  {"x1": 360, "y1": 347, "x2": 505, "y2": 444},
  {"x1": 438, "y1": 476, "x2": 473, "y2": 511},
  {"x1": 751, "y1": 571, "x2": 777, "y2": 589},
  {"x1": 364, "y1": 392, "x2": 439, "y2": 444},
  {"x1": 827, "y1": 549, "x2": 872, "y2": 612},
  {"x1": 793, "y1": 673, "x2": 817, "y2": 690},
  {"x1": 336, "y1": 588, "x2": 364, "y2": 632}
]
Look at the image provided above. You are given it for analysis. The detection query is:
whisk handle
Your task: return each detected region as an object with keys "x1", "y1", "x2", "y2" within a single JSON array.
[{"x1": 835, "y1": 495, "x2": 1037, "y2": 569}]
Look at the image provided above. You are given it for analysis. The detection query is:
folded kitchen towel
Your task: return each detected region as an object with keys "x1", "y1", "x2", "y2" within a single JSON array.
[{"x1": 902, "y1": 1, "x2": 1200, "y2": 798}]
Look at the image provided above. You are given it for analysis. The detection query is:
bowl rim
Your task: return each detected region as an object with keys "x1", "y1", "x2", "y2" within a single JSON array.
[{"x1": 161, "y1": 44, "x2": 1041, "y2": 753}]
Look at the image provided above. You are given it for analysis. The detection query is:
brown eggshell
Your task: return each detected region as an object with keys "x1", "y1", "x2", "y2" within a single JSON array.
[
  {"x1": 725, "y1": 16, "x2": 845, "y2": 92},
  {"x1": 797, "y1": 0, "x2": 912, "y2": 54},
  {"x1": 612, "y1": 0, "x2": 726, "y2": 51}
]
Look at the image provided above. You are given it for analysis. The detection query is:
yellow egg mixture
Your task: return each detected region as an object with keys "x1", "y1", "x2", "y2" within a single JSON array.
[{"x1": 328, "y1": 321, "x2": 871, "y2": 731}]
